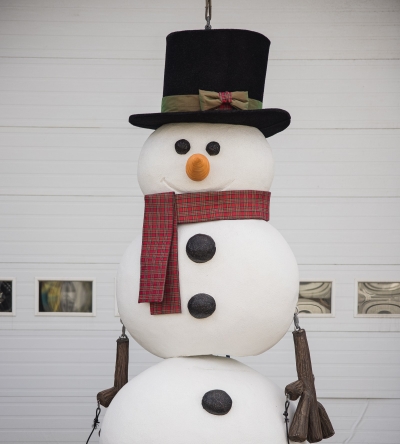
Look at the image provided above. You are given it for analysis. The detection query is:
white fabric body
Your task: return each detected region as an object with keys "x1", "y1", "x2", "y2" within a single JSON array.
[
  {"x1": 117, "y1": 219, "x2": 299, "y2": 357},
  {"x1": 112, "y1": 123, "x2": 301, "y2": 441},
  {"x1": 117, "y1": 122, "x2": 299, "y2": 358},
  {"x1": 99, "y1": 356, "x2": 297, "y2": 444}
]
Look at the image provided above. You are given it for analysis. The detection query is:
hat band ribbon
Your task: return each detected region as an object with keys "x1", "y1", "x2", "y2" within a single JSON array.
[{"x1": 161, "y1": 90, "x2": 262, "y2": 113}]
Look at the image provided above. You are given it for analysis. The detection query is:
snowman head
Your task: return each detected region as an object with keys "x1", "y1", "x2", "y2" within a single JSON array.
[{"x1": 137, "y1": 123, "x2": 274, "y2": 195}]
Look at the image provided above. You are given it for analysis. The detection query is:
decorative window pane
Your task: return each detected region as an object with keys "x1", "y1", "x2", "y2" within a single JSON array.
[
  {"x1": 298, "y1": 282, "x2": 332, "y2": 315},
  {"x1": 357, "y1": 282, "x2": 400, "y2": 316},
  {"x1": 0, "y1": 280, "x2": 13, "y2": 314},
  {"x1": 36, "y1": 279, "x2": 95, "y2": 316}
]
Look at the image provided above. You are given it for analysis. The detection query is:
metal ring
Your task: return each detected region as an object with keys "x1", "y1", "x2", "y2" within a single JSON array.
[
  {"x1": 293, "y1": 307, "x2": 301, "y2": 331},
  {"x1": 120, "y1": 319, "x2": 127, "y2": 339}
]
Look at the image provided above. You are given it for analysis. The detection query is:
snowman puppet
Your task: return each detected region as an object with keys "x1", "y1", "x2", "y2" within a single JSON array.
[{"x1": 95, "y1": 29, "x2": 334, "y2": 444}]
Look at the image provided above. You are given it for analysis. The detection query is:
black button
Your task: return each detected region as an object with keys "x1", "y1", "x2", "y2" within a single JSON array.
[
  {"x1": 202, "y1": 389, "x2": 232, "y2": 415},
  {"x1": 188, "y1": 293, "x2": 216, "y2": 319},
  {"x1": 206, "y1": 141, "x2": 220, "y2": 156},
  {"x1": 175, "y1": 139, "x2": 190, "y2": 154},
  {"x1": 186, "y1": 234, "x2": 216, "y2": 263}
]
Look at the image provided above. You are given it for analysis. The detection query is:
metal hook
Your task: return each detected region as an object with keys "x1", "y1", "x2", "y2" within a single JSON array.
[
  {"x1": 120, "y1": 319, "x2": 127, "y2": 339},
  {"x1": 293, "y1": 306, "x2": 301, "y2": 331},
  {"x1": 205, "y1": 0, "x2": 212, "y2": 29}
]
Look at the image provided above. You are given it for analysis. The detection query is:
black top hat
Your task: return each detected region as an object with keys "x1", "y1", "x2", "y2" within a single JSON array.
[{"x1": 129, "y1": 29, "x2": 290, "y2": 138}]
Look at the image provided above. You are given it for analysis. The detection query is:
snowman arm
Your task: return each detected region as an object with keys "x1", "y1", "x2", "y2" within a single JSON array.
[
  {"x1": 97, "y1": 386, "x2": 118, "y2": 408},
  {"x1": 285, "y1": 379, "x2": 304, "y2": 400},
  {"x1": 97, "y1": 337, "x2": 129, "y2": 408},
  {"x1": 317, "y1": 401, "x2": 335, "y2": 440},
  {"x1": 288, "y1": 390, "x2": 311, "y2": 443},
  {"x1": 285, "y1": 329, "x2": 335, "y2": 443}
]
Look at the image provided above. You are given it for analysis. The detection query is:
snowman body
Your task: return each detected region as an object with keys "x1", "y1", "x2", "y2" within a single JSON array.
[
  {"x1": 100, "y1": 356, "x2": 295, "y2": 444},
  {"x1": 100, "y1": 123, "x2": 300, "y2": 443},
  {"x1": 118, "y1": 218, "x2": 298, "y2": 358}
]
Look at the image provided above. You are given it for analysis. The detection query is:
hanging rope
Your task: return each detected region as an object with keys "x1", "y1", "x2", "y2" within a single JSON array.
[
  {"x1": 205, "y1": 0, "x2": 212, "y2": 29},
  {"x1": 283, "y1": 393, "x2": 290, "y2": 444},
  {"x1": 86, "y1": 401, "x2": 101, "y2": 444}
]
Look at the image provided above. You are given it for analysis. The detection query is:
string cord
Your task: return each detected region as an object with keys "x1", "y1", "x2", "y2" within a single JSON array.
[
  {"x1": 86, "y1": 401, "x2": 101, "y2": 444},
  {"x1": 283, "y1": 393, "x2": 290, "y2": 444}
]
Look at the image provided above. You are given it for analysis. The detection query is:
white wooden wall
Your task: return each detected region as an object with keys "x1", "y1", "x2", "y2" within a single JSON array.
[{"x1": 1, "y1": 1, "x2": 399, "y2": 443}]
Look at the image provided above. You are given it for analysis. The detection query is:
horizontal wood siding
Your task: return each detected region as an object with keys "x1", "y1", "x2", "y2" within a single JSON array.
[{"x1": 0, "y1": 0, "x2": 399, "y2": 443}]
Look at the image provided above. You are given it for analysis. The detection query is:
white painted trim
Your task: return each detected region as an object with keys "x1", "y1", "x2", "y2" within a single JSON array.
[
  {"x1": 354, "y1": 279, "x2": 400, "y2": 318},
  {"x1": 35, "y1": 278, "x2": 96, "y2": 317},
  {"x1": 298, "y1": 279, "x2": 335, "y2": 318},
  {"x1": 0, "y1": 277, "x2": 16, "y2": 316}
]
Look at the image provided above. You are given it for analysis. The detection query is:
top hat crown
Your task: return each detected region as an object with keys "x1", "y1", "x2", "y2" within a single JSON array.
[{"x1": 129, "y1": 29, "x2": 290, "y2": 138}]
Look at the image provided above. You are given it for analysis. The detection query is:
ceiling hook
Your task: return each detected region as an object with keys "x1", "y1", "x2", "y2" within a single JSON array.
[{"x1": 205, "y1": 0, "x2": 212, "y2": 30}]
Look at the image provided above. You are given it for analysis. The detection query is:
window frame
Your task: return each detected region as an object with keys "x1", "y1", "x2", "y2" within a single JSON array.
[
  {"x1": 35, "y1": 277, "x2": 96, "y2": 317},
  {"x1": 0, "y1": 277, "x2": 16, "y2": 317},
  {"x1": 354, "y1": 279, "x2": 400, "y2": 318},
  {"x1": 298, "y1": 279, "x2": 335, "y2": 318}
]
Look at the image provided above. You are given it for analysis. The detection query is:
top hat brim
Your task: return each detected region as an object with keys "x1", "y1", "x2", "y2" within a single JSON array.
[{"x1": 129, "y1": 108, "x2": 290, "y2": 138}]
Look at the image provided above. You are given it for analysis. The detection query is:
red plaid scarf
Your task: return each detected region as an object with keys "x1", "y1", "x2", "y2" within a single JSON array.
[{"x1": 139, "y1": 190, "x2": 271, "y2": 315}]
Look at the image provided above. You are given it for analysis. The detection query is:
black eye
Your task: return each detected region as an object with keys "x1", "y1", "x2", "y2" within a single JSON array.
[
  {"x1": 175, "y1": 139, "x2": 190, "y2": 155},
  {"x1": 206, "y1": 141, "x2": 220, "y2": 156}
]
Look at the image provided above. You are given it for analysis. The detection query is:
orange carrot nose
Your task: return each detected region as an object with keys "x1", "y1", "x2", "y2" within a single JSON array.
[{"x1": 186, "y1": 154, "x2": 210, "y2": 181}]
